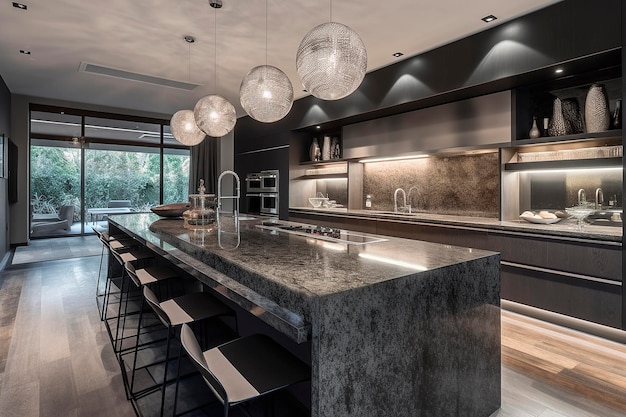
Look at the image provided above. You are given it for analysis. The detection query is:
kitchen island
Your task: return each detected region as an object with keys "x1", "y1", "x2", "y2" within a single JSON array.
[{"x1": 108, "y1": 213, "x2": 501, "y2": 417}]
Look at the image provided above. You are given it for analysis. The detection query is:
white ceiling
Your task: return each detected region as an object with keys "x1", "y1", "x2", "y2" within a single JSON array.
[{"x1": 0, "y1": 0, "x2": 561, "y2": 120}]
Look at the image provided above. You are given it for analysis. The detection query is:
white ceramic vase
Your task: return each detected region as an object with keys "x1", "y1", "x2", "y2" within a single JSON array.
[{"x1": 322, "y1": 135, "x2": 331, "y2": 160}]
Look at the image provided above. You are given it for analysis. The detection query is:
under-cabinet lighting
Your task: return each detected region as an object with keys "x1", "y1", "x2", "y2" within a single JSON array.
[
  {"x1": 520, "y1": 167, "x2": 622, "y2": 175},
  {"x1": 359, "y1": 155, "x2": 428, "y2": 163},
  {"x1": 555, "y1": 68, "x2": 564, "y2": 74},
  {"x1": 359, "y1": 253, "x2": 427, "y2": 271}
]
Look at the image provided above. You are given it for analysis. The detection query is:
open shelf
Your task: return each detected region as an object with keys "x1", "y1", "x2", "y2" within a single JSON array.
[
  {"x1": 505, "y1": 157, "x2": 622, "y2": 171},
  {"x1": 512, "y1": 130, "x2": 622, "y2": 148}
]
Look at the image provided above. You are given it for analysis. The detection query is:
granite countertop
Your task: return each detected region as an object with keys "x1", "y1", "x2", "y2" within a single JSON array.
[
  {"x1": 109, "y1": 212, "x2": 499, "y2": 341},
  {"x1": 289, "y1": 207, "x2": 623, "y2": 244}
]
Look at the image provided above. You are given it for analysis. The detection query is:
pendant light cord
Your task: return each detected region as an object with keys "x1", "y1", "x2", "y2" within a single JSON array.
[
  {"x1": 265, "y1": 0, "x2": 268, "y2": 66},
  {"x1": 214, "y1": 5, "x2": 217, "y2": 92},
  {"x1": 329, "y1": 0, "x2": 332, "y2": 22}
]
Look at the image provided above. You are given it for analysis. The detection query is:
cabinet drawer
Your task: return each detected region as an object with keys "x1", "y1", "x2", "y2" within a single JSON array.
[
  {"x1": 488, "y1": 233, "x2": 622, "y2": 281},
  {"x1": 501, "y1": 264, "x2": 622, "y2": 329}
]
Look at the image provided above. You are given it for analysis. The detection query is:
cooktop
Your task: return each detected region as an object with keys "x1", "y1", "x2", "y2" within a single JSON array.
[{"x1": 256, "y1": 222, "x2": 388, "y2": 245}]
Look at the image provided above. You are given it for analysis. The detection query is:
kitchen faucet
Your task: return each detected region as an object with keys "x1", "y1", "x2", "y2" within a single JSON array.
[
  {"x1": 595, "y1": 188, "x2": 604, "y2": 209},
  {"x1": 577, "y1": 188, "x2": 586, "y2": 205},
  {"x1": 217, "y1": 170, "x2": 240, "y2": 217},
  {"x1": 394, "y1": 188, "x2": 409, "y2": 213},
  {"x1": 407, "y1": 186, "x2": 419, "y2": 211}
]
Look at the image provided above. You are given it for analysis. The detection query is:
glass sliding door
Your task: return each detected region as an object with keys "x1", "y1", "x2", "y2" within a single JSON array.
[
  {"x1": 30, "y1": 139, "x2": 82, "y2": 237},
  {"x1": 163, "y1": 148, "x2": 190, "y2": 204},
  {"x1": 84, "y1": 144, "x2": 161, "y2": 227},
  {"x1": 29, "y1": 106, "x2": 191, "y2": 237}
]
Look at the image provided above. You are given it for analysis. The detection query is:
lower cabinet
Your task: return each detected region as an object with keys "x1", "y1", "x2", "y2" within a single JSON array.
[
  {"x1": 289, "y1": 210, "x2": 623, "y2": 329},
  {"x1": 501, "y1": 262, "x2": 622, "y2": 328}
]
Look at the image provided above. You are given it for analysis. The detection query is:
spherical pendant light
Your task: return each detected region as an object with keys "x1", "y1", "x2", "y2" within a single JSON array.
[
  {"x1": 240, "y1": 65, "x2": 294, "y2": 123},
  {"x1": 193, "y1": 94, "x2": 237, "y2": 137},
  {"x1": 296, "y1": 21, "x2": 367, "y2": 101},
  {"x1": 170, "y1": 109, "x2": 206, "y2": 146}
]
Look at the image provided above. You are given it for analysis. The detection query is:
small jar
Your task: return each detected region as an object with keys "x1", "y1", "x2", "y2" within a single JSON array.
[{"x1": 365, "y1": 194, "x2": 372, "y2": 209}]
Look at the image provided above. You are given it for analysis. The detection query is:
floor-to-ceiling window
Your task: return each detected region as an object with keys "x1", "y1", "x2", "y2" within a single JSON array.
[{"x1": 29, "y1": 105, "x2": 190, "y2": 238}]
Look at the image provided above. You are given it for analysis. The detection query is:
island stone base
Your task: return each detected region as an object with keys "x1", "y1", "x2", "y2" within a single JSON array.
[{"x1": 312, "y1": 256, "x2": 501, "y2": 417}]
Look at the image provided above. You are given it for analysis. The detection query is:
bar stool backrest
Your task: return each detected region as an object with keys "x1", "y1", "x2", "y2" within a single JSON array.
[
  {"x1": 125, "y1": 262, "x2": 141, "y2": 287},
  {"x1": 143, "y1": 286, "x2": 172, "y2": 329},
  {"x1": 180, "y1": 323, "x2": 229, "y2": 407}
]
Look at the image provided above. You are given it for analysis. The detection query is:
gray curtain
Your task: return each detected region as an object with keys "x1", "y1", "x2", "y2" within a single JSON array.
[{"x1": 190, "y1": 137, "x2": 219, "y2": 195}]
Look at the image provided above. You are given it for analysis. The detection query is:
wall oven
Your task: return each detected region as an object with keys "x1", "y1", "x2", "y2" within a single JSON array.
[
  {"x1": 246, "y1": 192, "x2": 279, "y2": 215},
  {"x1": 245, "y1": 170, "x2": 278, "y2": 193},
  {"x1": 245, "y1": 170, "x2": 279, "y2": 216}
]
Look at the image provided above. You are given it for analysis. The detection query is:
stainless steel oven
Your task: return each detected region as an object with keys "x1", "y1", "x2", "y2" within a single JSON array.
[
  {"x1": 246, "y1": 192, "x2": 279, "y2": 215},
  {"x1": 245, "y1": 170, "x2": 279, "y2": 216},
  {"x1": 245, "y1": 170, "x2": 278, "y2": 193}
]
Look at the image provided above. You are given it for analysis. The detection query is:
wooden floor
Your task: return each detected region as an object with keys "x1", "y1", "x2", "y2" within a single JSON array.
[{"x1": 1, "y1": 240, "x2": 626, "y2": 417}]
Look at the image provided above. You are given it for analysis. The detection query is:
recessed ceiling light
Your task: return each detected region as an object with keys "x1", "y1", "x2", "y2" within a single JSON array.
[
  {"x1": 481, "y1": 15, "x2": 497, "y2": 23},
  {"x1": 12, "y1": 2, "x2": 27, "y2": 10},
  {"x1": 184, "y1": 35, "x2": 195, "y2": 43},
  {"x1": 20, "y1": 50, "x2": 31, "y2": 55},
  {"x1": 392, "y1": 52, "x2": 404, "y2": 58},
  {"x1": 555, "y1": 68, "x2": 564, "y2": 74}
]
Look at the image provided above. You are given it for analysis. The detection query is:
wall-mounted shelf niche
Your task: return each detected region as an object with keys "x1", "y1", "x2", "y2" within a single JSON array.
[{"x1": 296, "y1": 160, "x2": 348, "y2": 180}]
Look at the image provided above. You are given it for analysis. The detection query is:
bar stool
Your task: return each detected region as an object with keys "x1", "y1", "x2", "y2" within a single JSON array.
[
  {"x1": 94, "y1": 227, "x2": 137, "y2": 320},
  {"x1": 133, "y1": 286, "x2": 237, "y2": 417},
  {"x1": 179, "y1": 323, "x2": 310, "y2": 417},
  {"x1": 106, "y1": 244, "x2": 156, "y2": 354}
]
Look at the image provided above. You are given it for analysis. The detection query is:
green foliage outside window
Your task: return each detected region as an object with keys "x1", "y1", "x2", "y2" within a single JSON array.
[{"x1": 30, "y1": 146, "x2": 189, "y2": 216}]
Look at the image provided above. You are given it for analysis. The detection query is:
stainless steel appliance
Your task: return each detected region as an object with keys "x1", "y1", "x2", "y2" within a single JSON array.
[
  {"x1": 245, "y1": 170, "x2": 279, "y2": 216},
  {"x1": 244, "y1": 170, "x2": 278, "y2": 193}
]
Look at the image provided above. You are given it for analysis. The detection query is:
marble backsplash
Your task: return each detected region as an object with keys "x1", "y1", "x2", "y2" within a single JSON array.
[{"x1": 363, "y1": 153, "x2": 500, "y2": 217}]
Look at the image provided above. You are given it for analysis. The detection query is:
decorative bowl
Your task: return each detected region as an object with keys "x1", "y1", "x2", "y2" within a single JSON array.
[
  {"x1": 308, "y1": 197, "x2": 329, "y2": 208},
  {"x1": 519, "y1": 214, "x2": 562, "y2": 224},
  {"x1": 151, "y1": 203, "x2": 190, "y2": 217}
]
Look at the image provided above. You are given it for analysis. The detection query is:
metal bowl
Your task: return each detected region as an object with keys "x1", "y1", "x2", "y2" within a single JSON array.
[{"x1": 150, "y1": 203, "x2": 190, "y2": 217}]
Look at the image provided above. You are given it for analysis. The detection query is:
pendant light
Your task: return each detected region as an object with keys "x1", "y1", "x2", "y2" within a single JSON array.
[
  {"x1": 239, "y1": 0, "x2": 293, "y2": 123},
  {"x1": 296, "y1": 1, "x2": 367, "y2": 101},
  {"x1": 194, "y1": 0, "x2": 236, "y2": 138},
  {"x1": 171, "y1": 36, "x2": 206, "y2": 146}
]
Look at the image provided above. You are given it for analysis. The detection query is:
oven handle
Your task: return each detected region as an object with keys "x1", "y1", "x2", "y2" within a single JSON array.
[{"x1": 245, "y1": 193, "x2": 262, "y2": 197}]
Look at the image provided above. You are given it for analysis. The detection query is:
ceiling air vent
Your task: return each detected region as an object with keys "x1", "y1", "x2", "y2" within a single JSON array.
[{"x1": 78, "y1": 62, "x2": 200, "y2": 91}]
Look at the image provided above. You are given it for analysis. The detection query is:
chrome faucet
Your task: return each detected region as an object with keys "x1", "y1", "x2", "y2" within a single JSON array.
[
  {"x1": 217, "y1": 170, "x2": 240, "y2": 217},
  {"x1": 407, "y1": 186, "x2": 419, "y2": 212},
  {"x1": 577, "y1": 188, "x2": 586, "y2": 206},
  {"x1": 595, "y1": 188, "x2": 604, "y2": 210},
  {"x1": 394, "y1": 188, "x2": 408, "y2": 213}
]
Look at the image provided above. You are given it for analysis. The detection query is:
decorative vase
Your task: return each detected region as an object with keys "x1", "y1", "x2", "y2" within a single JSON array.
[
  {"x1": 322, "y1": 135, "x2": 331, "y2": 160},
  {"x1": 584, "y1": 83, "x2": 610, "y2": 133},
  {"x1": 548, "y1": 98, "x2": 568, "y2": 137},
  {"x1": 562, "y1": 98, "x2": 583, "y2": 134},
  {"x1": 613, "y1": 99, "x2": 622, "y2": 129},
  {"x1": 529, "y1": 117, "x2": 540, "y2": 139},
  {"x1": 309, "y1": 137, "x2": 320, "y2": 161},
  {"x1": 330, "y1": 137, "x2": 341, "y2": 159}
]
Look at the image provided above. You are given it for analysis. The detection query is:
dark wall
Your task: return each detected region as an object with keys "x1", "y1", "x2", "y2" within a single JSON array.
[
  {"x1": 235, "y1": 0, "x2": 621, "y2": 141},
  {"x1": 0, "y1": 75, "x2": 10, "y2": 267}
]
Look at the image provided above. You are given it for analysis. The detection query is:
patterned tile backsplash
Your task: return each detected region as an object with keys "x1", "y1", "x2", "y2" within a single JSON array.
[{"x1": 363, "y1": 153, "x2": 500, "y2": 217}]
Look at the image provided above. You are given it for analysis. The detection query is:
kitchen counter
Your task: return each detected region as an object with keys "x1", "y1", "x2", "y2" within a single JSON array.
[
  {"x1": 108, "y1": 212, "x2": 501, "y2": 417},
  {"x1": 289, "y1": 207, "x2": 623, "y2": 243}
]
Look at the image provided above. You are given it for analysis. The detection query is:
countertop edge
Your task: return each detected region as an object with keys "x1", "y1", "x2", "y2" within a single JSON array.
[{"x1": 288, "y1": 208, "x2": 623, "y2": 245}]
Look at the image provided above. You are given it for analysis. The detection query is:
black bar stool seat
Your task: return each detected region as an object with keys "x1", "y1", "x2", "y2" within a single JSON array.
[{"x1": 180, "y1": 323, "x2": 310, "y2": 416}]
